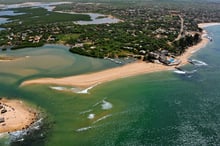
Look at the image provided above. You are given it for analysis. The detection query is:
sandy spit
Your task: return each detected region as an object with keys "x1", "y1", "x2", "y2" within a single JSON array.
[{"x1": 21, "y1": 23, "x2": 214, "y2": 88}]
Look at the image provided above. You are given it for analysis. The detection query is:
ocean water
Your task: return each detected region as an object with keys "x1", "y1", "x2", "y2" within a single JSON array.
[{"x1": 0, "y1": 26, "x2": 220, "y2": 145}]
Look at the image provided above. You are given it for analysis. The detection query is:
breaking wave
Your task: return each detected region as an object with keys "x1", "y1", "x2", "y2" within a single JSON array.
[
  {"x1": 190, "y1": 59, "x2": 208, "y2": 66},
  {"x1": 76, "y1": 126, "x2": 93, "y2": 132},
  {"x1": 49, "y1": 86, "x2": 67, "y2": 91},
  {"x1": 174, "y1": 70, "x2": 197, "y2": 75},
  {"x1": 93, "y1": 99, "x2": 113, "y2": 110},
  {"x1": 80, "y1": 109, "x2": 93, "y2": 115},
  {"x1": 93, "y1": 114, "x2": 112, "y2": 124},
  {"x1": 50, "y1": 83, "x2": 99, "y2": 94},
  {"x1": 174, "y1": 70, "x2": 186, "y2": 74},
  {"x1": 76, "y1": 83, "x2": 99, "y2": 94},
  {"x1": 9, "y1": 118, "x2": 43, "y2": 142}
]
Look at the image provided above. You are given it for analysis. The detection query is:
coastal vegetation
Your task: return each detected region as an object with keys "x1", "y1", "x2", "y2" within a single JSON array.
[{"x1": 0, "y1": 0, "x2": 219, "y2": 63}]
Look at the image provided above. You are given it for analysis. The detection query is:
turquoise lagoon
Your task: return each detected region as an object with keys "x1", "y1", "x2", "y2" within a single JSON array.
[{"x1": 0, "y1": 26, "x2": 220, "y2": 145}]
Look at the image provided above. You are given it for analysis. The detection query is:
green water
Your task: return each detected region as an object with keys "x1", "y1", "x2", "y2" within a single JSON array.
[{"x1": 1, "y1": 26, "x2": 220, "y2": 145}]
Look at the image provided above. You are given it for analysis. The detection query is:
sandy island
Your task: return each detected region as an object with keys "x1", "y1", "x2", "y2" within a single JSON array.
[
  {"x1": 0, "y1": 98, "x2": 37, "y2": 133},
  {"x1": 0, "y1": 55, "x2": 30, "y2": 62},
  {"x1": 20, "y1": 23, "x2": 219, "y2": 88},
  {"x1": 0, "y1": 56, "x2": 18, "y2": 62}
]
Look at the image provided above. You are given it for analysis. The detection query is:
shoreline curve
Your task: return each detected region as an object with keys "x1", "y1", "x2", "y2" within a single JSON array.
[{"x1": 20, "y1": 23, "x2": 219, "y2": 88}]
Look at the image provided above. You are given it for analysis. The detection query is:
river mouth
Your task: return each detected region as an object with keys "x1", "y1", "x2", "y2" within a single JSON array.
[
  {"x1": 0, "y1": 26, "x2": 219, "y2": 146},
  {"x1": 0, "y1": 2, "x2": 220, "y2": 146}
]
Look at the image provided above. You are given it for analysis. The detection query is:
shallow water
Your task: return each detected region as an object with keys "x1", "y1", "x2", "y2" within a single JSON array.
[
  {"x1": 74, "y1": 13, "x2": 121, "y2": 25},
  {"x1": 0, "y1": 26, "x2": 220, "y2": 145}
]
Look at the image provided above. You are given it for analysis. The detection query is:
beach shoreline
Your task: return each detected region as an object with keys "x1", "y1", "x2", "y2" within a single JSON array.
[
  {"x1": 0, "y1": 98, "x2": 37, "y2": 133},
  {"x1": 198, "y1": 22, "x2": 220, "y2": 28},
  {"x1": 20, "y1": 23, "x2": 218, "y2": 88}
]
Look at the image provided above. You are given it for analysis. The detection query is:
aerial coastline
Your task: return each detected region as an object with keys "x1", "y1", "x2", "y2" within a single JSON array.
[
  {"x1": 1, "y1": 0, "x2": 220, "y2": 145},
  {"x1": 0, "y1": 98, "x2": 37, "y2": 133},
  {"x1": 198, "y1": 22, "x2": 220, "y2": 28},
  {"x1": 20, "y1": 23, "x2": 216, "y2": 88}
]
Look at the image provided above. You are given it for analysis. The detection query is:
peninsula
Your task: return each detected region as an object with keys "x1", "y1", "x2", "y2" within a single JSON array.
[
  {"x1": 0, "y1": 2, "x2": 219, "y2": 88},
  {"x1": 21, "y1": 23, "x2": 212, "y2": 88}
]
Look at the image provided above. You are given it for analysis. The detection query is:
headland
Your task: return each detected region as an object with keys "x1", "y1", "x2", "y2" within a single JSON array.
[{"x1": 20, "y1": 23, "x2": 217, "y2": 88}]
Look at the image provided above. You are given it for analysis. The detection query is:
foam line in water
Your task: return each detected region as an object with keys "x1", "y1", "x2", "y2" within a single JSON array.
[
  {"x1": 174, "y1": 70, "x2": 186, "y2": 74},
  {"x1": 50, "y1": 84, "x2": 100, "y2": 94},
  {"x1": 93, "y1": 101, "x2": 102, "y2": 107},
  {"x1": 93, "y1": 114, "x2": 112, "y2": 124},
  {"x1": 49, "y1": 86, "x2": 67, "y2": 91},
  {"x1": 191, "y1": 59, "x2": 208, "y2": 66},
  {"x1": 185, "y1": 70, "x2": 197, "y2": 74},
  {"x1": 70, "y1": 87, "x2": 81, "y2": 93},
  {"x1": 93, "y1": 97, "x2": 108, "y2": 107},
  {"x1": 174, "y1": 69, "x2": 197, "y2": 75},
  {"x1": 80, "y1": 109, "x2": 93, "y2": 115},
  {"x1": 76, "y1": 126, "x2": 93, "y2": 132},
  {"x1": 76, "y1": 83, "x2": 99, "y2": 94}
]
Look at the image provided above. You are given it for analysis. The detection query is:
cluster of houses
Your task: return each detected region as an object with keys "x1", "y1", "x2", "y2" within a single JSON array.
[
  {"x1": 6, "y1": 31, "x2": 43, "y2": 45},
  {"x1": 147, "y1": 50, "x2": 181, "y2": 66},
  {"x1": 4, "y1": 24, "x2": 62, "y2": 47}
]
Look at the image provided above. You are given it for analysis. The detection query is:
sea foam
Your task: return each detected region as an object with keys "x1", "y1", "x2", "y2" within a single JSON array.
[
  {"x1": 80, "y1": 109, "x2": 93, "y2": 115},
  {"x1": 76, "y1": 126, "x2": 93, "y2": 132},
  {"x1": 101, "y1": 100, "x2": 113, "y2": 110},
  {"x1": 93, "y1": 114, "x2": 112, "y2": 124},
  {"x1": 49, "y1": 86, "x2": 67, "y2": 91},
  {"x1": 93, "y1": 98, "x2": 113, "y2": 110},
  {"x1": 191, "y1": 59, "x2": 208, "y2": 66},
  {"x1": 88, "y1": 114, "x2": 95, "y2": 119},
  {"x1": 174, "y1": 70, "x2": 186, "y2": 74},
  {"x1": 76, "y1": 83, "x2": 99, "y2": 94},
  {"x1": 174, "y1": 70, "x2": 197, "y2": 75},
  {"x1": 50, "y1": 84, "x2": 98, "y2": 94},
  {"x1": 9, "y1": 118, "x2": 43, "y2": 142}
]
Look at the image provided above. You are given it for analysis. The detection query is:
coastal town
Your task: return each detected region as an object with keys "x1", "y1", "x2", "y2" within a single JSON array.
[
  {"x1": 0, "y1": 1, "x2": 219, "y2": 65},
  {"x1": 0, "y1": 1, "x2": 220, "y2": 146}
]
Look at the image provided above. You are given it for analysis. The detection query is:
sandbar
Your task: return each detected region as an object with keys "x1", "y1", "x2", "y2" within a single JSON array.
[
  {"x1": 21, "y1": 23, "x2": 214, "y2": 88},
  {"x1": 0, "y1": 98, "x2": 37, "y2": 133}
]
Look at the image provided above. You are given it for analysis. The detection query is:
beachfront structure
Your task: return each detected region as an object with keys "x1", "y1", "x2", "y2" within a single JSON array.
[{"x1": 147, "y1": 51, "x2": 180, "y2": 66}]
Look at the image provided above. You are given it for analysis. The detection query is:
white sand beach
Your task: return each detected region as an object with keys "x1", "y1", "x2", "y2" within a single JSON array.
[
  {"x1": 0, "y1": 98, "x2": 37, "y2": 133},
  {"x1": 21, "y1": 23, "x2": 212, "y2": 88}
]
